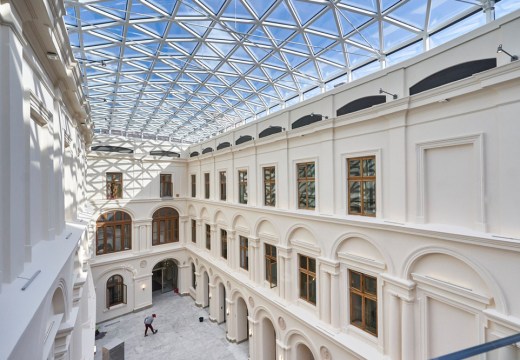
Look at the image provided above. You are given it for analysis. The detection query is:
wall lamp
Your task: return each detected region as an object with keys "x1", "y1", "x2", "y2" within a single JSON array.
[
  {"x1": 249, "y1": 329, "x2": 253, "y2": 337},
  {"x1": 208, "y1": 292, "x2": 212, "y2": 299},
  {"x1": 379, "y1": 88, "x2": 398, "y2": 99},
  {"x1": 226, "y1": 308, "x2": 230, "y2": 316},
  {"x1": 497, "y1": 44, "x2": 518, "y2": 62},
  {"x1": 141, "y1": 284, "x2": 146, "y2": 291}
]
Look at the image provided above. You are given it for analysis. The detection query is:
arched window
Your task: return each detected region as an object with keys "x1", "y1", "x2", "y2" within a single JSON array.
[
  {"x1": 96, "y1": 211, "x2": 132, "y2": 255},
  {"x1": 152, "y1": 207, "x2": 179, "y2": 245},
  {"x1": 192, "y1": 263, "x2": 197, "y2": 289},
  {"x1": 106, "y1": 275, "x2": 127, "y2": 308}
]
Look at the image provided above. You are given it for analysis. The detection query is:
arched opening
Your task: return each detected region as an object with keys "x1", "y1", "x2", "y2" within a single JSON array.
[
  {"x1": 261, "y1": 317, "x2": 276, "y2": 360},
  {"x1": 218, "y1": 282, "x2": 226, "y2": 324},
  {"x1": 152, "y1": 259, "x2": 178, "y2": 294},
  {"x1": 191, "y1": 263, "x2": 196, "y2": 290},
  {"x1": 96, "y1": 210, "x2": 132, "y2": 255},
  {"x1": 295, "y1": 343, "x2": 314, "y2": 360},
  {"x1": 51, "y1": 287, "x2": 65, "y2": 316},
  {"x1": 106, "y1": 274, "x2": 127, "y2": 307},
  {"x1": 202, "y1": 271, "x2": 210, "y2": 308},
  {"x1": 236, "y1": 297, "x2": 249, "y2": 344},
  {"x1": 152, "y1": 207, "x2": 179, "y2": 245}
]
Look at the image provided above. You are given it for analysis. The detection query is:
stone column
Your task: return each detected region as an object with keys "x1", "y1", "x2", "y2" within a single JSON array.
[
  {"x1": 196, "y1": 219, "x2": 202, "y2": 248},
  {"x1": 401, "y1": 298, "x2": 415, "y2": 360},
  {"x1": 330, "y1": 271, "x2": 340, "y2": 329},
  {"x1": 227, "y1": 229, "x2": 236, "y2": 269},
  {"x1": 194, "y1": 271, "x2": 202, "y2": 306},
  {"x1": 209, "y1": 223, "x2": 217, "y2": 257},
  {"x1": 248, "y1": 236, "x2": 259, "y2": 282},
  {"x1": 179, "y1": 215, "x2": 189, "y2": 245},
  {"x1": 388, "y1": 293, "x2": 401, "y2": 360},
  {"x1": 226, "y1": 299, "x2": 236, "y2": 342},
  {"x1": 276, "y1": 339, "x2": 289, "y2": 360},
  {"x1": 320, "y1": 268, "x2": 331, "y2": 322},
  {"x1": 177, "y1": 263, "x2": 190, "y2": 295},
  {"x1": 208, "y1": 283, "x2": 217, "y2": 321},
  {"x1": 277, "y1": 247, "x2": 292, "y2": 300}
]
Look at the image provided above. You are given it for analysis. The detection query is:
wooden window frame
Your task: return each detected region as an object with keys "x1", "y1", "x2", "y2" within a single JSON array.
[
  {"x1": 263, "y1": 166, "x2": 276, "y2": 207},
  {"x1": 106, "y1": 172, "x2": 123, "y2": 199},
  {"x1": 297, "y1": 162, "x2": 315, "y2": 209},
  {"x1": 238, "y1": 170, "x2": 248, "y2": 204},
  {"x1": 347, "y1": 156, "x2": 376, "y2": 216},
  {"x1": 96, "y1": 211, "x2": 132, "y2": 255},
  {"x1": 219, "y1": 171, "x2": 227, "y2": 201},
  {"x1": 221, "y1": 229, "x2": 228, "y2": 259},
  {"x1": 204, "y1": 173, "x2": 210, "y2": 199},
  {"x1": 265, "y1": 244, "x2": 277, "y2": 288},
  {"x1": 191, "y1": 219, "x2": 197, "y2": 243},
  {"x1": 349, "y1": 270, "x2": 378, "y2": 336},
  {"x1": 191, "y1": 174, "x2": 196, "y2": 197},
  {"x1": 152, "y1": 207, "x2": 179, "y2": 245},
  {"x1": 160, "y1": 174, "x2": 173, "y2": 197},
  {"x1": 106, "y1": 274, "x2": 127, "y2": 308},
  {"x1": 205, "y1": 224, "x2": 211, "y2": 250},
  {"x1": 298, "y1": 254, "x2": 316, "y2": 305},
  {"x1": 239, "y1": 236, "x2": 248, "y2": 270}
]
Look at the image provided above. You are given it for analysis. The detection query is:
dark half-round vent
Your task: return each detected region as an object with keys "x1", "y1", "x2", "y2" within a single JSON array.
[
  {"x1": 91, "y1": 145, "x2": 133, "y2": 154},
  {"x1": 217, "y1": 142, "x2": 231, "y2": 150},
  {"x1": 202, "y1": 147, "x2": 214, "y2": 154},
  {"x1": 149, "y1": 150, "x2": 180, "y2": 157},
  {"x1": 259, "y1": 126, "x2": 283, "y2": 138},
  {"x1": 291, "y1": 114, "x2": 323, "y2": 129},
  {"x1": 409, "y1": 58, "x2": 496, "y2": 96},
  {"x1": 190, "y1": 151, "x2": 199, "y2": 157},
  {"x1": 336, "y1": 95, "x2": 386, "y2": 117},
  {"x1": 235, "y1": 135, "x2": 254, "y2": 145}
]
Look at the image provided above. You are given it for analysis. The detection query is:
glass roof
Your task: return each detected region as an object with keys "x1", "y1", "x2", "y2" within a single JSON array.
[{"x1": 64, "y1": 0, "x2": 520, "y2": 144}]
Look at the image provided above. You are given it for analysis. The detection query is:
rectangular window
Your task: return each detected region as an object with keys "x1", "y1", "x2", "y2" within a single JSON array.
[
  {"x1": 263, "y1": 166, "x2": 276, "y2": 206},
  {"x1": 297, "y1": 162, "x2": 315, "y2": 209},
  {"x1": 204, "y1": 173, "x2": 210, "y2": 199},
  {"x1": 191, "y1": 174, "x2": 196, "y2": 198},
  {"x1": 239, "y1": 236, "x2": 248, "y2": 270},
  {"x1": 265, "y1": 244, "x2": 277, "y2": 288},
  {"x1": 220, "y1": 171, "x2": 227, "y2": 201},
  {"x1": 348, "y1": 156, "x2": 376, "y2": 216},
  {"x1": 221, "y1": 229, "x2": 228, "y2": 259},
  {"x1": 238, "y1": 170, "x2": 248, "y2": 204},
  {"x1": 160, "y1": 174, "x2": 173, "y2": 197},
  {"x1": 106, "y1": 172, "x2": 123, "y2": 199},
  {"x1": 299, "y1": 254, "x2": 316, "y2": 305},
  {"x1": 191, "y1": 219, "x2": 196, "y2": 243},
  {"x1": 205, "y1": 224, "x2": 211, "y2": 250},
  {"x1": 349, "y1": 270, "x2": 377, "y2": 336}
]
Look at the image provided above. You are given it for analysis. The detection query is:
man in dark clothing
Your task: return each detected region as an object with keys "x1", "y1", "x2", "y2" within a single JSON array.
[{"x1": 144, "y1": 314, "x2": 157, "y2": 336}]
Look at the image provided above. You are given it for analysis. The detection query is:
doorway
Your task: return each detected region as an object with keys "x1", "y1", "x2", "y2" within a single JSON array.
[{"x1": 152, "y1": 259, "x2": 178, "y2": 294}]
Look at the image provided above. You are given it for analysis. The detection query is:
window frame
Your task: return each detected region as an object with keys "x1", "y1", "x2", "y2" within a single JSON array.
[
  {"x1": 205, "y1": 224, "x2": 211, "y2": 250},
  {"x1": 298, "y1": 254, "x2": 317, "y2": 305},
  {"x1": 347, "y1": 156, "x2": 376, "y2": 217},
  {"x1": 204, "y1": 172, "x2": 210, "y2": 199},
  {"x1": 106, "y1": 172, "x2": 123, "y2": 199},
  {"x1": 239, "y1": 236, "x2": 249, "y2": 270},
  {"x1": 349, "y1": 270, "x2": 378, "y2": 337},
  {"x1": 296, "y1": 162, "x2": 316, "y2": 210},
  {"x1": 191, "y1": 174, "x2": 196, "y2": 198},
  {"x1": 160, "y1": 173, "x2": 173, "y2": 197},
  {"x1": 219, "y1": 171, "x2": 227, "y2": 201},
  {"x1": 263, "y1": 166, "x2": 276, "y2": 207},
  {"x1": 191, "y1": 219, "x2": 197, "y2": 243},
  {"x1": 221, "y1": 229, "x2": 228, "y2": 259},
  {"x1": 265, "y1": 243, "x2": 277, "y2": 288},
  {"x1": 238, "y1": 169, "x2": 248, "y2": 204},
  {"x1": 96, "y1": 210, "x2": 132, "y2": 255},
  {"x1": 106, "y1": 274, "x2": 127, "y2": 308},
  {"x1": 152, "y1": 207, "x2": 179, "y2": 245}
]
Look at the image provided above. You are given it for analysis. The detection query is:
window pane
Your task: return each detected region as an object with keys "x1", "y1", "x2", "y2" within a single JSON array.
[
  {"x1": 349, "y1": 159, "x2": 360, "y2": 177},
  {"x1": 124, "y1": 224, "x2": 131, "y2": 249},
  {"x1": 309, "y1": 276, "x2": 316, "y2": 304},
  {"x1": 307, "y1": 163, "x2": 315, "y2": 177},
  {"x1": 351, "y1": 293, "x2": 363, "y2": 326},
  {"x1": 298, "y1": 165, "x2": 305, "y2": 178},
  {"x1": 363, "y1": 158, "x2": 376, "y2": 177},
  {"x1": 351, "y1": 271, "x2": 361, "y2": 290},
  {"x1": 97, "y1": 228, "x2": 104, "y2": 254},
  {"x1": 115, "y1": 225, "x2": 122, "y2": 251},
  {"x1": 106, "y1": 226, "x2": 114, "y2": 253},
  {"x1": 309, "y1": 258, "x2": 316, "y2": 273},
  {"x1": 299, "y1": 255, "x2": 307, "y2": 268},
  {"x1": 363, "y1": 181, "x2": 376, "y2": 215},
  {"x1": 365, "y1": 298, "x2": 377, "y2": 334},
  {"x1": 349, "y1": 181, "x2": 361, "y2": 213},
  {"x1": 271, "y1": 262, "x2": 277, "y2": 286},
  {"x1": 300, "y1": 272, "x2": 308, "y2": 298},
  {"x1": 364, "y1": 275, "x2": 377, "y2": 295}
]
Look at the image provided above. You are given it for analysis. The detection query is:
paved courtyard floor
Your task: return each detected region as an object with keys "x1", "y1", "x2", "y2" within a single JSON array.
[{"x1": 94, "y1": 291, "x2": 249, "y2": 360}]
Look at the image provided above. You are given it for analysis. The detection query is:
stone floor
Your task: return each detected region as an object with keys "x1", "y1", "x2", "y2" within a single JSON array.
[{"x1": 94, "y1": 292, "x2": 249, "y2": 360}]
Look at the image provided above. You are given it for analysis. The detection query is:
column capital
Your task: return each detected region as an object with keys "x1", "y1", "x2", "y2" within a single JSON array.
[
  {"x1": 317, "y1": 257, "x2": 340, "y2": 273},
  {"x1": 382, "y1": 273, "x2": 415, "y2": 300},
  {"x1": 179, "y1": 215, "x2": 189, "y2": 222}
]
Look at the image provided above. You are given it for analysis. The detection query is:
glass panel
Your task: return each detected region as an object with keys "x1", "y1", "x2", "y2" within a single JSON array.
[
  {"x1": 364, "y1": 275, "x2": 377, "y2": 295},
  {"x1": 300, "y1": 272, "x2": 308, "y2": 299},
  {"x1": 309, "y1": 275, "x2": 316, "y2": 304},
  {"x1": 115, "y1": 225, "x2": 122, "y2": 251},
  {"x1": 160, "y1": 221, "x2": 165, "y2": 243},
  {"x1": 271, "y1": 262, "x2": 277, "y2": 286},
  {"x1": 307, "y1": 163, "x2": 315, "y2": 177},
  {"x1": 298, "y1": 182, "x2": 307, "y2": 207},
  {"x1": 363, "y1": 158, "x2": 375, "y2": 176},
  {"x1": 350, "y1": 271, "x2": 361, "y2": 290},
  {"x1": 97, "y1": 228, "x2": 104, "y2": 254},
  {"x1": 124, "y1": 224, "x2": 131, "y2": 249},
  {"x1": 309, "y1": 257, "x2": 316, "y2": 273},
  {"x1": 152, "y1": 222, "x2": 158, "y2": 244},
  {"x1": 365, "y1": 298, "x2": 377, "y2": 334},
  {"x1": 363, "y1": 181, "x2": 376, "y2": 215},
  {"x1": 299, "y1": 255, "x2": 307, "y2": 269},
  {"x1": 115, "y1": 211, "x2": 122, "y2": 220},
  {"x1": 351, "y1": 293, "x2": 363, "y2": 326},
  {"x1": 349, "y1": 159, "x2": 360, "y2": 177},
  {"x1": 106, "y1": 226, "x2": 114, "y2": 253},
  {"x1": 308, "y1": 181, "x2": 315, "y2": 208},
  {"x1": 349, "y1": 181, "x2": 361, "y2": 213},
  {"x1": 298, "y1": 165, "x2": 306, "y2": 178}
]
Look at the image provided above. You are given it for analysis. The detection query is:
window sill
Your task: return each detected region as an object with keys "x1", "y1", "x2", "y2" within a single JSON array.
[
  {"x1": 104, "y1": 303, "x2": 126, "y2": 313},
  {"x1": 346, "y1": 324, "x2": 378, "y2": 344}
]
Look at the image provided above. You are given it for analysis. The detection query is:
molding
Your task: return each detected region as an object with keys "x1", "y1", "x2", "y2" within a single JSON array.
[
  {"x1": 337, "y1": 252, "x2": 385, "y2": 270},
  {"x1": 29, "y1": 92, "x2": 53, "y2": 127}
]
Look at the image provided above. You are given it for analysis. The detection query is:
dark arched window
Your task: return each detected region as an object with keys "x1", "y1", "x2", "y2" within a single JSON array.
[
  {"x1": 106, "y1": 275, "x2": 126, "y2": 308},
  {"x1": 152, "y1": 207, "x2": 179, "y2": 245},
  {"x1": 96, "y1": 211, "x2": 132, "y2": 255}
]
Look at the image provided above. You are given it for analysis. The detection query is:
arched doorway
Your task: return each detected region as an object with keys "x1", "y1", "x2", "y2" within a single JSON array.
[
  {"x1": 236, "y1": 297, "x2": 249, "y2": 343},
  {"x1": 295, "y1": 343, "x2": 314, "y2": 360},
  {"x1": 152, "y1": 259, "x2": 178, "y2": 294},
  {"x1": 218, "y1": 282, "x2": 226, "y2": 324},
  {"x1": 202, "y1": 271, "x2": 210, "y2": 308},
  {"x1": 261, "y1": 317, "x2": 276, "y2": 360}
]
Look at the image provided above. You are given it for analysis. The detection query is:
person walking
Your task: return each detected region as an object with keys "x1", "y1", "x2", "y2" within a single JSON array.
[{"x1": 144, "y1": 314, "x2": 157, "y2": 336}]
